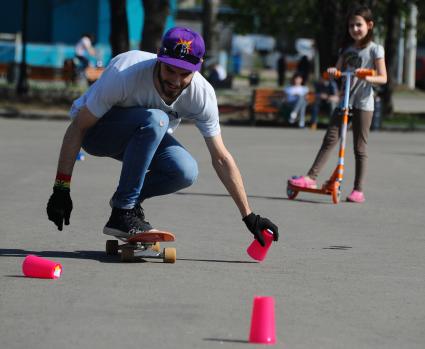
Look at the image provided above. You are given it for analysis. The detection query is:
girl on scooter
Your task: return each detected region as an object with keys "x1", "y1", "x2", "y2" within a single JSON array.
[{"x1": 288, "y1": 4, "x2": 387, "y2": 203}]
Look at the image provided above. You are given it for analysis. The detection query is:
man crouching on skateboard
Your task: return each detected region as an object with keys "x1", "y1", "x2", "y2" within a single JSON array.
[{"x1": 47, "y1": 27, "x2": 278, "y2": 247}]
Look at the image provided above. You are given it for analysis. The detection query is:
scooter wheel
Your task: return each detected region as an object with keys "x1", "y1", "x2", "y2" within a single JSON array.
[
  {"x1": 332, "y1": 183, "x2": 341, "y2": 204},
  {"x1": 287, "y1": 185, "x2": 298, "y2": 200}
]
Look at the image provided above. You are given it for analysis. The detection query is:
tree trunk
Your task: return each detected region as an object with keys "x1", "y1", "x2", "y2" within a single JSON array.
[
  {"x1": 140, "y1": 0, "x2": 170, "y2": 53},
  {"x1": 316, "y1": 0, "x2": 346, "y2": 72},
  {"x1": 382, "y1": 0, "x2": 402, "y2": 119},
  {"x1": 202, "y1": 0, "x2": 220, "y2": 73},
  {"x1": 109, "y1": 0, "x2": 129, "y2": 58}
]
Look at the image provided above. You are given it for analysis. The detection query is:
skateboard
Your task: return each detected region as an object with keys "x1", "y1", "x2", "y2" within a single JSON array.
[{"x1": 105, "y1": 230, "x2": 176, "y2": 263}]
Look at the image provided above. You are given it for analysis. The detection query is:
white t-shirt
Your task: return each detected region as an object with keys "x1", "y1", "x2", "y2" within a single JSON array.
[
  {"x1": 75, "y1": 36, "x2": 93, "y2": 57},
  {"x1": 341, "y1": 42, "x2": 385, "y2": 111},
  {"x1": 284, "y1": 85, "x2": 309, "y2": 103},
  {"x1": 70, "y1": 51, "x2": 221, "y2": 137}
]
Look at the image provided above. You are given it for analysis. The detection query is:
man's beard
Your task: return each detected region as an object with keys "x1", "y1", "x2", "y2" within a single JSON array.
[{"x1": 158, "y1": 64, "x2": 182, "y2": 99}]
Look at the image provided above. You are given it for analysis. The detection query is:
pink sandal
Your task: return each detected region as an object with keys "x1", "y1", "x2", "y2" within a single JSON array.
[
  {"x1": 347, "y1": 190, "x2": 365, "y2": 203},
  {"x1": 289, "y1": 176, "x2": 317, "y2": 189}
]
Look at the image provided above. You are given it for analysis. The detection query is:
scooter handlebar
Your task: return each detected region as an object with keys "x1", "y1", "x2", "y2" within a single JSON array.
[
  {"x1": 323, "y1": 69, "x2": 376, "y2": 80},
  {"x1": 355, "y1": 68, "x2": 376, "y2": 79},
  {"x1": 322, "y1": 70, "x2": 341, "y2": 80}
]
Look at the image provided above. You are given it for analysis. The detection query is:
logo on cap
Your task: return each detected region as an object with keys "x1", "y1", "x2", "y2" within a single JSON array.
[{"x1": 174, "y1": 39, "x2": 193, "y2": 57}]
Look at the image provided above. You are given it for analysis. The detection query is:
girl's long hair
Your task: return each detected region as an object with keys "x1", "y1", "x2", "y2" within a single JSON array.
[{"x1": 341, "y1": 4, "x2": 374, "y2": 51}]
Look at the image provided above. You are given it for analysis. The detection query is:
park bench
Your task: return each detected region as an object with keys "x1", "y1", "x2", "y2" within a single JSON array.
[
  {"x1": 0, "y1": 62, "x2": 104, "y2": 84},
  {"x1": 0, "y1": 63, "x2": 8, "y2": 79},
  {"x1": 249, "y1": 88, "x2": 315, "y2": 125},
  {"x1": 28, "y1": 65, "x2": 104, "y2": 84},
  {"x1": 28, "y1": 66, "x2": 67, "y2": 81}
]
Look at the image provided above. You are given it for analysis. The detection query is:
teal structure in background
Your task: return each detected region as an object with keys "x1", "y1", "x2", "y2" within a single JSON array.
[{"x1": 0, "y1": 0, "x2": 176, "y2": 67}]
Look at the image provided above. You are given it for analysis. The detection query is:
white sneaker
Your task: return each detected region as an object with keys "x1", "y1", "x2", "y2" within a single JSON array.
[{"x1": 289, "y1": 112, "x2": 297, "y2": 123}]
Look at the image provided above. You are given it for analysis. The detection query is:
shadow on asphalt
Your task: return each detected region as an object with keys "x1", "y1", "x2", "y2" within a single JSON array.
[
  {"x1": 0, "y1": 249, "x2": 256, "y2": 265},
  {"x1": 175, "y1": 191, "x2": 333, "y2": 204},
  {"x1": 175, "y1": 191, "x2": 282, "y2": 200},
  {"x1": 322, "y1": 245, "x2": 352, "y2": 250},
  {"x1": 389, "y1": 151, "x2": 425, "y2": 157},
  {"x1": 0, "y1": 248, "x2": 115, "y2": 263},
  {"x1": 203, "y1": 338, "x2": 249, "y2": 344},
  {"x1": 178, "y1": 258, "x2": 256, "y2": 264}
]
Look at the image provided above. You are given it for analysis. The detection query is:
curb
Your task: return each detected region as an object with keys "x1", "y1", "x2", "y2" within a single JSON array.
[{"x1": 0, "y1": 108, "x2": 70, "y2": 121}]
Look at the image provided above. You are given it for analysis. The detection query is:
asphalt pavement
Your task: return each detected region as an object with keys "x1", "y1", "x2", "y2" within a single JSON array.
[{"x1": 0, "y1": 118, "x2": 424, "y2": 349}]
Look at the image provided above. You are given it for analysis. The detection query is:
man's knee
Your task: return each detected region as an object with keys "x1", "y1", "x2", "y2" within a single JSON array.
[
  {"x1": 128, "y1": 109, "x2": 169, "y2": 144},
  {"x1": 142, "y1": 109, "x2": 169, "y2": 134},
  {"x1": 176, "y1": 157, "x2": 199, "y2": 188}
]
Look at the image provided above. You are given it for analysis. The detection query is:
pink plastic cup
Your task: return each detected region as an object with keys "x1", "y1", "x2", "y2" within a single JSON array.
[
  {"x1": 22, "y1": 255, "x2": 62, "y2": 279},
  {"x1": 247, "y1": 229, "x2": 274, "y2": 261},
  {"x1": 249, "y1": 296, "x2": 276, "y2": 345}
]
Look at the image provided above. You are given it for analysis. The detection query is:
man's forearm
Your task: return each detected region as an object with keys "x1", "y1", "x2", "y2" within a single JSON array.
[
  {"x1": 57, "y1": 122, "x2": 86, "y2": 176},
  {"x1": 212, "y1": 154, "x2": 252, "y2": 217}
]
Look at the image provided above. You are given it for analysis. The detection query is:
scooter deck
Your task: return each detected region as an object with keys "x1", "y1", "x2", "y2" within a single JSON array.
[
  {"x1": 287, "y1": 180, "x2": 341, "y2": 204},
  {"x1": 287, "y1": 181, "x2": 333, "y2": 195}
]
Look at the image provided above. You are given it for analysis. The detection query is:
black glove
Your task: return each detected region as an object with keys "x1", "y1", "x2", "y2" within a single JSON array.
[
  {"x1": 243, "y1": 212, "x2": 279, "y2": 247},
  {"x1": 47, "y1": 187, "x2": 73, "y2": 231}
]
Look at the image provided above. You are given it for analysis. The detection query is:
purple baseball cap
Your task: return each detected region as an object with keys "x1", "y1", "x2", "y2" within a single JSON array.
[{"x1": 157, "y1": 27, "x2": 205, "y2": 72}]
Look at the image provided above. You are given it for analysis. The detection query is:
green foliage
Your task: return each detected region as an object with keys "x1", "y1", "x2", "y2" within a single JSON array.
[
  {"x1": 224, "y1": 0, "x2": 424, "y2": 44},
  {"x1": 415, "y1": 1, "x2": 425, "y2": 44},
  {"x1": 225, "y1": 0, "x2": 310, "y2": 36}
]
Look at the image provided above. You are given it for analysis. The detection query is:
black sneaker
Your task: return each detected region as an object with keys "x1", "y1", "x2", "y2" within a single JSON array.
[
  {"x1": 133, "y1": 204, "x2": 147, "y2": 221},
  {"x1": 103, "y1": 206, "x2": 153, "y2": 238}
]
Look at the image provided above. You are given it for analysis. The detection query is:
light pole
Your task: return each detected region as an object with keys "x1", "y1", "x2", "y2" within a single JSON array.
[{"x1": 16, "y1": 0, "x2": 29, "y2": 95}]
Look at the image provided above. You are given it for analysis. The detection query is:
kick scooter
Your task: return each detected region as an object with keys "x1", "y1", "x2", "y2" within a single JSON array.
[{"x1": 286, "y1": 68, "x2": 376, "y2": 204}]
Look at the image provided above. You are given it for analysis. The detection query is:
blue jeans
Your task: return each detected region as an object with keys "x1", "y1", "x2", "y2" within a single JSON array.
[
  {"x1": 287, "y1": 97, "x2": 307, "y2": 127},
  {"x1": 82, "y1": 107, "x2": 199, "y2": 209},
  {"x1": 310, "y1": 96, "x2": 338, "y2": 125}
]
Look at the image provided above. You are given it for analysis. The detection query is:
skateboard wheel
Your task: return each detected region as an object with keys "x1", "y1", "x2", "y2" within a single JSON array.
[
  {"x1": 106, "y1": 240, "x2": 119, "y2": 255},
  {"x1": 163, "y1": 248, "x2": 176, "y2": 263},
  {"x1": 151, "y1": 242, "x2": 160, "y2": 252},
  {"x1": 287, "y1": 185, "x2": 298, "y2": 200},
  {"x1": 332, "y1": 182, "x2": 341, "y2": 204},
  {"x1": 121, "y1": 248, "x2": 135, "y2": 262}
]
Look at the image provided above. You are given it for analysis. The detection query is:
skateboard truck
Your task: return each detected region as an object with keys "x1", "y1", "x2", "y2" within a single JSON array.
[{"x1": 105, "y1": 231, "x2": 176, "y2": 263}]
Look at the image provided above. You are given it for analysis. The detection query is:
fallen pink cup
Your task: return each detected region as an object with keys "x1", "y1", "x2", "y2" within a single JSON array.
[
  {"x1": 22, "y1": 255, "x2": 62, "y2": 279},
  {"x1": 249, "y1": 296, "x2": 276, "y2": 345},
  {"x1": 247, "y1": 229, "x2": 274, "y2": 261}
]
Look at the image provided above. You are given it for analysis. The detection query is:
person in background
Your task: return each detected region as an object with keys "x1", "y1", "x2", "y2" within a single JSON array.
[
  {"x1": 277, "y1": 52, "x2": 286, "y2": 86},
  {"x1": 283, "y1": 72, "x2": 309, "y2": 128},
  {"x1": 297, "y1": 55, "x2": 311, "y2": 85},
  {"x1": 75, "y1": 33, "x2": 96, "y2": 72},
  {"x1": 287, "y1": 5, "x2": 387, "y2": 203},
  {"x1": 310, "y1": 76, "x2": 339, "y2": 129},
  {"x1": 208, "y1": 63, "x2": 227, "y2": 88}
]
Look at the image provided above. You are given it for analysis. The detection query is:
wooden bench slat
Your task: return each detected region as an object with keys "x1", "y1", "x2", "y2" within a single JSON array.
[
  {"x1": 250, "y1": 88, "x2": 315, "y2": 125},
  {"x1": 0, "y1": 63, "x2": 104, "y2": 83}
]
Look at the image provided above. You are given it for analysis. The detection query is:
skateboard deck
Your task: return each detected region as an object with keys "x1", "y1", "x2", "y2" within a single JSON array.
[
  {"x1": 127, "y1": 231, "x2": 175, "y2": 243},
  {"x1": 105, "y1": 230, "x2": 176, "y2": 263}
]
